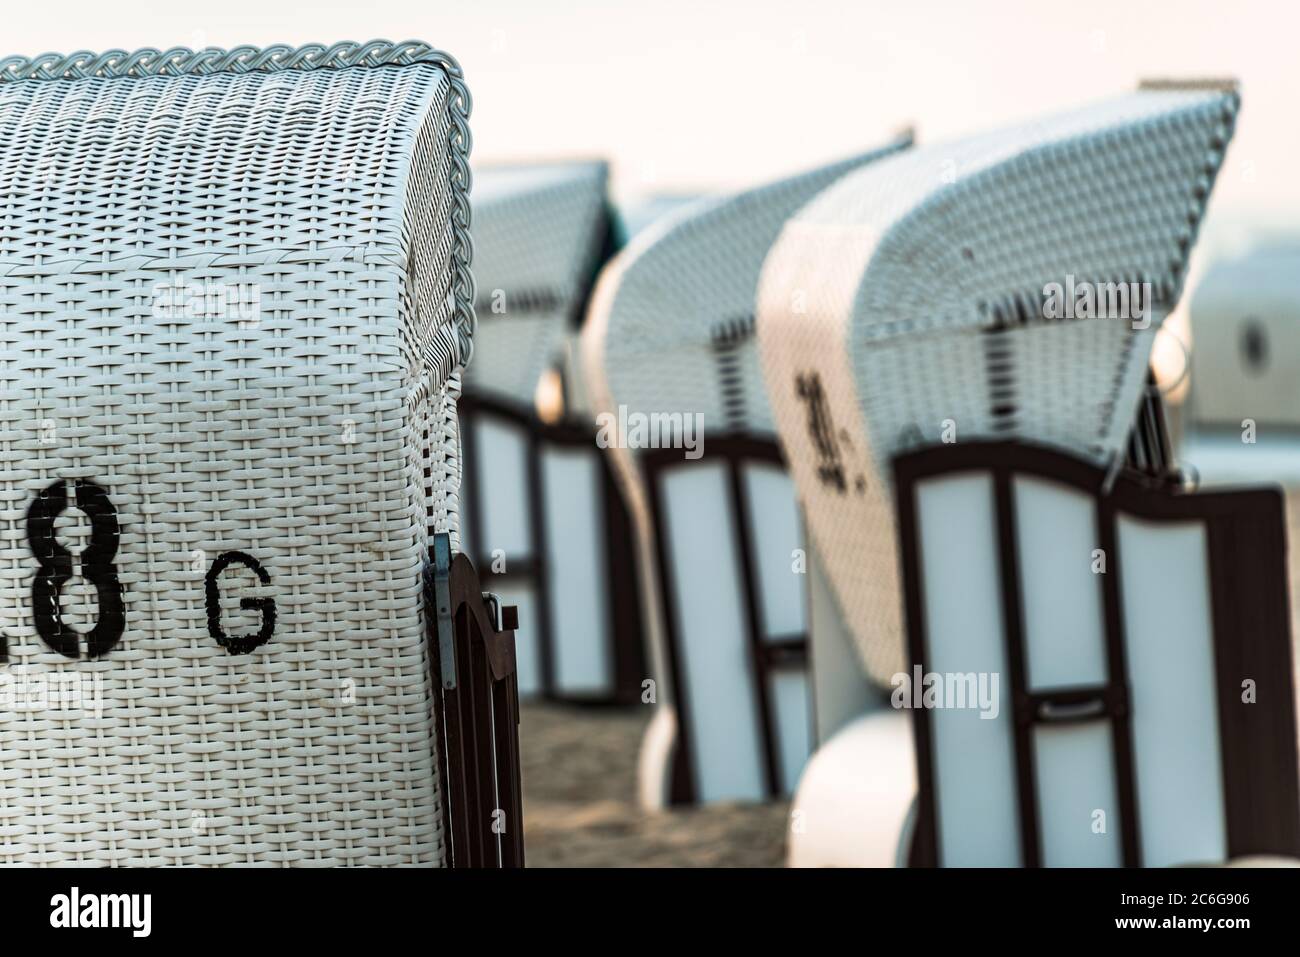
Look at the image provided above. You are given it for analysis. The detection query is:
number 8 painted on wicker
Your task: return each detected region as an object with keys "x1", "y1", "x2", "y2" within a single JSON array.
[{"x1": 25, "y1": 479, "x2": 126, "y2": 659}]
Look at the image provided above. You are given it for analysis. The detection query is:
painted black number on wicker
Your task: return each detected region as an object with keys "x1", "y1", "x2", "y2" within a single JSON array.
[
  {"x1": 795, "y1": 371, "x2": 847, "y2": 493},
  {"x1": 26, "y1": 479, "x2": 126, "y2": 659},
  {"x1": 205, "y1": 551, "x2": 276, "y2": 654}
]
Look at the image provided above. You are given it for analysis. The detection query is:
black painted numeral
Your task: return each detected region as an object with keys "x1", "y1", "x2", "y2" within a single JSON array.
[
  {"x1": 19, "y1": 482, "x2": 279, "y2": 660},
  {"x1": 795, "y1": 371, "x2": 847, "y2": 493},
  {"x1": 26, "y1": 479, "x2": 126, "y2": 658}
]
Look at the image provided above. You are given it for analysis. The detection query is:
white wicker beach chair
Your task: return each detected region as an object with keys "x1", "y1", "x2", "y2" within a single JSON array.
[
  {"x1": 458, "y1": 161, "x2": 644, "y2": 702},
  {"x1": 0, "y1": 40, "x2": 521, "y2": 867},
  {"x1": 583, "y1": 135, "x2": 912, "y2": 806},
  {"x1": 759, "y1": 83, "x2": 1244, "y2": 689},
  {"x1": 761, "y1": 83, "x2": 1300, "y2": 866},
  {"x1": 1181, "y1": 246, "x2": 1300, "y2": 485}
]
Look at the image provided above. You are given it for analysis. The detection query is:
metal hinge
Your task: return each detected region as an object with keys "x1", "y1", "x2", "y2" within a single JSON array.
[{"x1": 432, "y1": 532, "x2": 456, "y2": 690}]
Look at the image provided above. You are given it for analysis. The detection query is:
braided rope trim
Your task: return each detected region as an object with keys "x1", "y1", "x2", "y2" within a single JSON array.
[{"x1": 0, "y1": 38, "x2": 477, "y2": 371}]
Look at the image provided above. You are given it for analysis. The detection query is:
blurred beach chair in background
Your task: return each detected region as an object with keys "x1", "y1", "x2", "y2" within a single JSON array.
[
  {"x1": 460, "y1": 161, "x2": 646, "y2": 703},
  {"x1": 761, "y1": 82, "x2": 1300, "y2": 866},
  {"x1": 583, "y1": 135, "x2": 912, "y2": 807},
  {"x1": 1181, "y1": 245, "x2": 1300, "y2": 485},
  {"x1": 618, "y1": 194, "x2": 703, "y2": 244},
  {"x1": 0, "y1": 40, "x2": 522, "y2": 866}
]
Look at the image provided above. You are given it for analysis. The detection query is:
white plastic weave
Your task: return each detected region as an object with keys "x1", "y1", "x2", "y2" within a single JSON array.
[
  {"x1": 581, "y1": 138, "x2": 910, "y2": 738},
  {"x1": 0, "y1": 40, "x2": 473, "y2": 865},
  {"x1": 588, "y1": 141, "x2": 913, "y2": 449},
  {"x1": 757, "y1": 88, "x2": 1238, "y2": 685},
  {"x1": 466, "y1": 161, "x2": 610, "y2": 408}
]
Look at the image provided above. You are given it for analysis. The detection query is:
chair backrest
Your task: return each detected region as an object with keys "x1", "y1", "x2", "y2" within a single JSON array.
[
  {"x1": 0, "y1": 41, "x2": 487, "y2": 866},
  {"x1": 458, "y1": 161, "x2": 643, "y2": 702},
  {"x1": 582, "y1": 135, "x2": 912, "y2": 804},
  {"x1": 758, "y1": 84, "x2": 1242, "y2": 689}
]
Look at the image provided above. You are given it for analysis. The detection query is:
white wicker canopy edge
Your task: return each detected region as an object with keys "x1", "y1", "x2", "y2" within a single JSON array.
[
  {"x1": 0, "y1": 40, "x2": 473, "y2": 865},
  {"x1": 467, "y1": 160, "x2": 610, "y2": 406},
  {"x1": 618, "y1": 195, "x2": 703, "y2": 245},
  {"x1": 0, "y1": 39, "x2": 476, "y2": 377},
  {"x1": 757, "y1": 88, "x2": 1239, "y2": 685},
  {"x1": 585, "y1": 135, "x2": 912, "y2": 443},
  {"x1": 580, "y1": 137, "x2": 911, "y2": 719}
]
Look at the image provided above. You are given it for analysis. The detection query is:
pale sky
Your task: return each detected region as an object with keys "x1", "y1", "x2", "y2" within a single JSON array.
[
  {"x1": 4, "y1": 0, "x2": 1296, "y2": 226},
  {"x1": 2, "y1": 1, "x2": 1292, "y2": 400}
]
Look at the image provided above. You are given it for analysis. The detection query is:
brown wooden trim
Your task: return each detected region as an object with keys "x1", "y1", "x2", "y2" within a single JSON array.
[
  {"x1": 524, "y1": 423, "x2": 555, "y2": 694},
  {"x1": 457, "y1": 391, "x2": 646, "y2": 703},
  {"x1": 427, "y1": 537, "x2": 526, "y2": 868},
  {"x1": 729, "y1": 455, "x2": 782, "y2": 798},
  {"x1": 603, "y1": 452, "x2": 649, "y2": 704},
  {"x1": 1204, "y1": 494, "x2": 1300, "y2": 858},
  {"x1": 992, "y1": 468, "x2": 1043, "y2": 867},
  {"x1": 893, "y1": 457, "x2": 939, "y2": 866},
  {"x1": 641, "y1": 433, "x2": 812, "y2": 802},
  {"x1": 1097, "y1": 496, "x2": 1144, "y2": 866},
  {"x1": 893, "y1": 439, "x2": 1300, "y2": 866},
  {"x1": 644, "y1": 454, "x2": 700, "y2": 804},
  {"x1": 759, "y1": 635, "x2": 809, "y2": 669}
]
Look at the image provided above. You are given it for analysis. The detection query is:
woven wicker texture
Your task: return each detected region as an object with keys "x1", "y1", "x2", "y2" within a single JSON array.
[
  {"x1": 581, "y1": 138, "x2": 911, "y2": 713},
  {"x1": 757, "y1": 89, "x2": 1238, "y2": 686},
  {"x1": 0, "y1": 40, "x2": 473, "y2": 865},
  {"x1": 466, "y1": 161, "x2": 610, "y2": 408}
]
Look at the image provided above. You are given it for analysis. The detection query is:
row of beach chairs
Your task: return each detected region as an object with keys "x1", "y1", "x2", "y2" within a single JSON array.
[
  {"x1": 0, "y1": 38, "x2": 1294, "y2": 866},
  {"x1": 469, "y1": 78, "x2": 1300, "y2": 867}
]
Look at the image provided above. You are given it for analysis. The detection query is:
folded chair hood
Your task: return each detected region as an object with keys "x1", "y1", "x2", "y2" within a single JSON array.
[
  {"x1": 580, "y1": 140, "x2": 911, "y2": 803},
  {"x1": 757, "y1": 86, "x2": 1239, "y2": 685},
  {"x1": 618, "y1": 194, "x2": 703, "y2": 245},
  {"x1": 467, "y1": 160, "x2": 611, "y2": 406},
  {"x1": 585, "y1": 135, "x2": 912, "y2": 443}
]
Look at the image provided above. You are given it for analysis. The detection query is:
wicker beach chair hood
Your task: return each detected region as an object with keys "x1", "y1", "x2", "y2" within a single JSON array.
[
  {"x1": 581, "y1": 137, "x2": 911, "y2": 802},
  {"x1": 757, "y1": 86, "x2": 1240, "y2": 686},
  {"x1": 467, "y1": 161, "x2": 611, "y2": 409}
]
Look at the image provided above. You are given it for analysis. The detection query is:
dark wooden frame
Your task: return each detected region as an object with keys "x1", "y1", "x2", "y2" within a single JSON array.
[
  {"x1": 893, "y1": 440, "x2": 1300, "y2": 867},
  {"x1": 641, "y1": 434, "x2": 811, "y2": 804},
  {"x1": 458, "y1": 392, "x2": 646, "y2": 703},
  {"x1": 427, "y1": 533, "x2": 525, "y2": 868}
]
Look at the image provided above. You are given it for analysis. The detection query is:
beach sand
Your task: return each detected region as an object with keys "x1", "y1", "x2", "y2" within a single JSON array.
[{"x1": 520, "y1": 701, "x2": 790, "y2": 867}]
